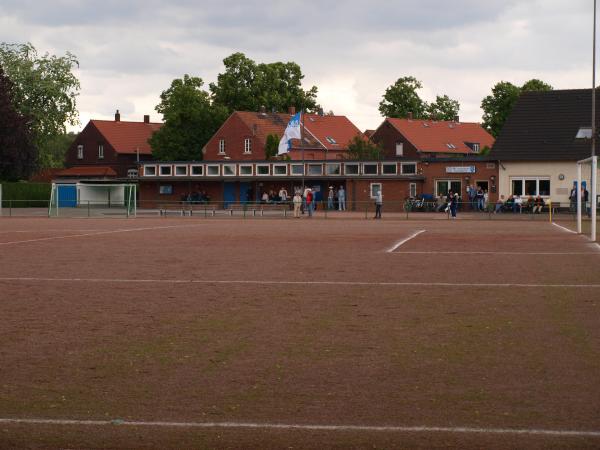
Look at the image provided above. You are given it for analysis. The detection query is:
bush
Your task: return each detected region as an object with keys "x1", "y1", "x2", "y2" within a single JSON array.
[{"x1": 1, "y1": 182, "x2": 51, "y2": 207}]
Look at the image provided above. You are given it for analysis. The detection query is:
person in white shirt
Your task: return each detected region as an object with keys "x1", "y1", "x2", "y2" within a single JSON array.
[{"x1": 374, "y1": 190, "x2": 383, "y2": 219}]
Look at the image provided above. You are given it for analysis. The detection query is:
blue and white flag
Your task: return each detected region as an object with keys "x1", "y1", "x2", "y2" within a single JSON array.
[{"x1": 278, "y1": 112, "x2": 302, "y2": 155}]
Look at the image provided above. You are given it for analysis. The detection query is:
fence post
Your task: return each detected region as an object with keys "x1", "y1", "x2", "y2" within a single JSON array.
[
  {"x1": 88, "y1": 200, "x2": 91, "y2": 217},
  {"x1": 9, "y1": 200, "x2": 12, "y2": 217}
]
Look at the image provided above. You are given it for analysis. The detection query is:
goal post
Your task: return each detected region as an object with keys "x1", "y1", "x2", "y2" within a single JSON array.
[
  {"x1": 576, "y1": 156, "x2": 598, "y2": 241},
  {"x1": 48, "y1": 183, "x2": 137, "y2": 218}
]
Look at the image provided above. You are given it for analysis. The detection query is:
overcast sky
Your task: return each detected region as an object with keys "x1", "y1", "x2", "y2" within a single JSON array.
[{"x1": 0, "y1": 0, "x2": 595, "y2": 132}]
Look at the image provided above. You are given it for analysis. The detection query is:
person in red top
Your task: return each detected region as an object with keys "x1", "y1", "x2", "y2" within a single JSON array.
[{"x1": 306, "y1": 188, "x2": 313, "y2": 217}]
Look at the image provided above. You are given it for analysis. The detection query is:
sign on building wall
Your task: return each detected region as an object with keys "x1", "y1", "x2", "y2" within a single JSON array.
[{"x1": 446, "y1": 166, "x2": 476, "y2": 174}]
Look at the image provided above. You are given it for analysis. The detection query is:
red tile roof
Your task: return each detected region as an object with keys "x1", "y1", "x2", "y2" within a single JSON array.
[
  {"x1": 56, "y1": 166, "x2": 117, "y2": 177},
  {"x1": 386, "y1": 118, "x2": 494, "y2": 154},
  {"x1": 234, "y1": 111, "x2": 363, "y2": 151},
  {"x1": 91, "y1": 120, "x2": 162, "y2": 155}
]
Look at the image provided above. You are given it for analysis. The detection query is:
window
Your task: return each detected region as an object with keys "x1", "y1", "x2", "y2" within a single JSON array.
[
  {"x1": 256, "y1": 164, "x2": 270, "y2": 175},
  {"x1": 207, "y1": 165, "x2": 220, "y2": 176},
  {"x1": 273, "y1": 164, "x2": 287, "y2": 175},
  {"x1": 308, "y1": 164, "x2": 323, "y2": 175},
  {"x1": 159, "y1": 184, "x2": 173, "y2": 195},
  {"x1": 240, "y1": 165, "x2": 253, "y2": 176},
  {"x1": 326, "y1": 163, "x2": 341, "y2": 175},
  {"x1": 291, "y1": 164, "x2": 304, "y2": 175},
  {"x1": 410, "y1": 183, "x2": 417, "y2": 198},
  {"x1": 127, "y1": 169, "x2": 138, "y2": 178},
  {"x1": 446, "y1": 143, "x2": 457, "y2": 149},
  {"x1": 244, "y1": 138, "x2": 252, "y2": 154},
  {"x1": 77, "y1": 145, "x2": 83, "y2": 159},
  {"x1": 401, "y1": 163, "x2": 416, "y2": 174},
  {"x1": 218, "y1": 139, "x2": 225, "y2": 154},
  {"x1": 436, "y1": 180, "x2": 461, "y2": 197},
  {"x1": 472, "y1": 143, "x2": 480, "y2": 153},
  {"x1": 325, "y1": 136, "x2": 337, "y2": 144},
  {"x1": 395, "y1": 142, "x2": 403, "y2": 156},
  {"x1": 223, "y1": 164, "x2": 236, "y2": 176},
  {"x1": 510, "y1": 177, "x2": 551, "y2": 196},
  {"x1": 345, "y1": 163, "x2": 359, "y2": 175},
  {"x1": 98, "y1": 144, "x2": 104, "y2": 159},
  {"x1": 144, "y1": 165, "x2": 156, "y2": 176},
  {"x1": 382, "y1": 163, "x2": 397, "y2": 175},
  {"x1": 370, "y1": 183, "x2": 382, "y2": 198},
  {"x1": 363, "y1": 163, "x2": 378, "y2": 175},
  {"x1": 175, "y1": 165, "x2": 187, "y2": 176},
  {"x1": 190, "y1": 165, "x2": 203, "y2": 176},
  {"x1": 159, "y1": 165, "x2": 172, "y2": 176}
]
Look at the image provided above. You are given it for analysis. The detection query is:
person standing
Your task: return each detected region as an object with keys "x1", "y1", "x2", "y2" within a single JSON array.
[
  {"x1": 327, "y1": 186, "x2": 334, "y2": 210},
  {"x1": 447, "y1": 189, "x2": 458, "y2": 218},
  {"x1": 338, "y1": 185, "x2": 346, "y2": 211},
  {"x1": 374, "y1": 190, "x2": 383, "y2": 219},
  {"x1": 306, "y1": 188, "x2": 314, "y2": 217},
  {"x1": 293, "y1": 191, "x2": 302, "y2": 218},
  {"x1": 569, "y1": 184, "x2": 577, "y2": 212}
]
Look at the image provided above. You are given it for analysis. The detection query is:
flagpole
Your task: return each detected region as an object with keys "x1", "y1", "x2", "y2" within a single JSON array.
[{"x1": 301, "y1": 108, "x2": 305, "y2": 191}]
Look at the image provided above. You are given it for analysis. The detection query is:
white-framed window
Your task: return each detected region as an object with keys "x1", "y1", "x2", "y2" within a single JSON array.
[
  {"x1": 174, "y1": 165, "x2": 187, "y2": 176},
  {"x1": 291, "y1": 164, "x2": 304, "y2": 175},
  {"x1": 144, "y1": 165, "x2": 157, "y2": 176},
  {"x1": 190, "y1": 165, "x2": 203, "y2": 176},
  {"x1": 159, "y1": 165, "x2": 172, "y2": 176},
  {"x1": 127, "y1": 168, "x2": 138, "y2": 178},
  {"x1": 510, "y1": 177, "x2": 551, "y2": 196},
  {"x1": 206, "y1": 165, "x2": 220, "y2": 176},
  {"x1": 256, "y1": 164, "x2": 270, "y2": 175},
  {"x1": 244, "y1": 138, "x2": 252, "y2": 154},
  {"x1": 308, "y1": 164, "x2": 323, "y2": 175},
  {"x1": 370, "y1": 183, "x2": 382, "y2": 198},
  {"x1": 98, "y1": 144, "x2": 104, "y2": 159},
  {"x1": 239, "y1": 165, "x2": 253, "y2": 176},
  {"x1": 409, "y1": 182, "x2": 417, "y2": 198},
  {"x1": 395, "y1": 142, "x2": 404, "y2": 156},
  {"x1": 273, "y1": 164, "x2": 287, "y2": 176},
  {"x1": 363, "y1": 163, "x2": 378, "y2": 175},
  {"x1": 77, "y1": 144, "x2": 84, "y2": 159},
  {"x1": 382, "y1": 163, "x2": 397, "y2": 175},
  {"x1": 223, "y1": 164, "x2": 236, "y2": 176},
  {"x1": 472, "y1": 143, "x2": 480, "y2": 153},
  {"x1": 218, "y1": 139, "x2": 225, "y2": 154},
  {"x1": 401, "y1": 163, "x2": 417, "y2": 174},
  {"x1": 345, "y1": 163, "x2": 359, "y2": 175},
  {"x1": 436, "y1": 179, "x2": 462, "y2": 197},
  {"x1": 326, "y1": 163, "x2": 341, "y2": 175}
]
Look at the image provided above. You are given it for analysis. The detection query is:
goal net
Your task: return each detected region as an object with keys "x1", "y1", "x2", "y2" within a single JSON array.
[
  {"x1": 48, "y1": 183, "x2": 137, "y2": 218},
  {"x1": 576, "y1": 156, "x2": 598, "y2": 241}
]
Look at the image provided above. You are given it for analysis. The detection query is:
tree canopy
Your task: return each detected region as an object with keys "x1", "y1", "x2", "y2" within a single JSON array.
[
  {"x1": 481, "y1": 79, "x2": 553, "y2": 137},
  {"x1": 0, "y1": 42, "x2": 80, "y2": 168},
  {"x1": 209, "y1": 52, "x2": 319, "y2": 113},
  {"x1": 378, "y1": 76, "x2": 460, "y2": 121},
  {"x1": 149, "y1": 74, "x2": 229, "y2": 161},
  {"x1": 347, "y1": 135, "x2": 384, "y2": 160},
  {"x1": 0, "y1": 65, "x2": 37, "y2": 180}
]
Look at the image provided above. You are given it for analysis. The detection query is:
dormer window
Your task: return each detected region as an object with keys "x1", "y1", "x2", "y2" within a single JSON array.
[
  {"x1": 472, "y1": 143, "x2": 480, "y2": 153},
  {"x1": 77, "y1": 144, "x2": 83, "y2": 159},
  {"x1": 244, "y1": 138, "x2": 252, "y2": 154},
  {"x1": 218, "y1": 139, "x2": 225, "y2": 154}
]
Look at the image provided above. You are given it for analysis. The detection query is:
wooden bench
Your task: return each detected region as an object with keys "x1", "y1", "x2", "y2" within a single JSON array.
[{"x1": 227, "y1": 202, "x2": 290, "y2": 217}]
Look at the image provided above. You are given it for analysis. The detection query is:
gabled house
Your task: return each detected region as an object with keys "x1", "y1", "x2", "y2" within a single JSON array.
[
  {"x1": 202, "y1": 108, "x2": 364, "y2": 161},
  {"x1": 491, "y1": 89, "x2": 600, "y2": 204},
  {"x1": 63, "y1": 110, "x2": 161, "y2": 179},
  {"x1": 370, "y1": 117, "x2": 497, "y2": 200}
]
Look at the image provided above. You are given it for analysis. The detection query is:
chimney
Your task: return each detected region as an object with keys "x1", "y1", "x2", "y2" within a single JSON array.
[
  {"x1": 318, "y1": 108, "x2": 324, "y2": 116},
  {"x1": 454, "y1": 115, "x2": 460, "y2": 123},
  {"x1": 115, "y1": 109, "x2": 121, "y2": 122},
  {"x1": 143, "y1": 114, "x2": 150, "y2": 123},
  {"x1": 407, "y1": 112, "x2": 413, "y2": 120},
  {"x1": 259, "y1": 105, "x2": 266, "y2": 115},
  {"x1": 288, "y1": 106, "x2": 296, "y2": 115}
]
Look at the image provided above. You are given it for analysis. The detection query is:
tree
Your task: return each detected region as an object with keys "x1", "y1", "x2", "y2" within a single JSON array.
[
  {"x1": 264, "y1": 133, "x2": 280, "y2": 160},
  {"x1": 378, "y1": 76, "x2": 427, "y2": 119},
  {"x1": 427, "y1": 95, "x2": 460, "y2": 121},
  {"x1": 0, "y1": 65, "x2": 37, "y2": 180},
  {"x1": 149, "y1": 75, "x2": 229, "y2": 161},
  {"x1": 347, "y1": 135, "x2": 384, "y2": 160},
  {"x1": 209, "y1": 52, "x2": 319, "y2": 113},
  {"x1": 481, "y1": 79, "x2": 553, "y2": 137},
  {"x1": 0, "y1": 42, "x2": 80, "y2": 168}
]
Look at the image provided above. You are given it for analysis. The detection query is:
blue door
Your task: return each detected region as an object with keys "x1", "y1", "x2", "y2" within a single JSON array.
[
  {"x1": 57, "y1": 185, "x2": 77, "y2": 207},
  {"x1": 239, "y1": 182, "x2": 252, "y2": 203},
  {"x1": 223, "y1": 182, "x2": 236, "y2": 208}
]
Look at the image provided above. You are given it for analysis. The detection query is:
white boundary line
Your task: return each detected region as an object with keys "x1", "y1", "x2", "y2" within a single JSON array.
[
  {"x1": 0, "y1": 418, "x2": 598, "y2": 437},
  {"x1": 393, "y1": 251, "x2": 600, "y2": 255},
  {"x1": 0, "y1": 277, "x2": 599, "y2": 289},
  {"x1": 0, "y1": 224, "x2": 206, "y2": 246},
  {"x1": 552, "y1": 222, "x2": 577, "y2": 234},
  {"x1": 387, "y1": 230, "x2": 426, "y2": 253}
]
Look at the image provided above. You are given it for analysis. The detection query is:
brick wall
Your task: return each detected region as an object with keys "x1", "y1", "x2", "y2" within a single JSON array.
[
  {"x1": 370, "y1": 121, "x2": 420, "y2": 159},
  {"x1": 421, "y1": 161, "x2": 499, "y2": 201},
  {"x1": 204, "y1": 114, "x2": 262, "y2": 161}
]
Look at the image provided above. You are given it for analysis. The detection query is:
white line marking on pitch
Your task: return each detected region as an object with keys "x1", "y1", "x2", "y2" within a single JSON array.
[
  {"x1": 552, "y1": 222, "x2": 577, "y2": 234},
  {"x1": 387, "y1": 230, "x2": 426, "y2": 253},
  {"x1": 0, "y1": 224, "x2": 206, "y2": 246},
  {"x1": 393, "y1": 251, "x2": 599, "y2": 255},
  {"x1": 0, "y1": 277, "x2": 599, "y2": 289},
  {"x1": 0, "y1": 418, "x2": 598, "y2": 437}
]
